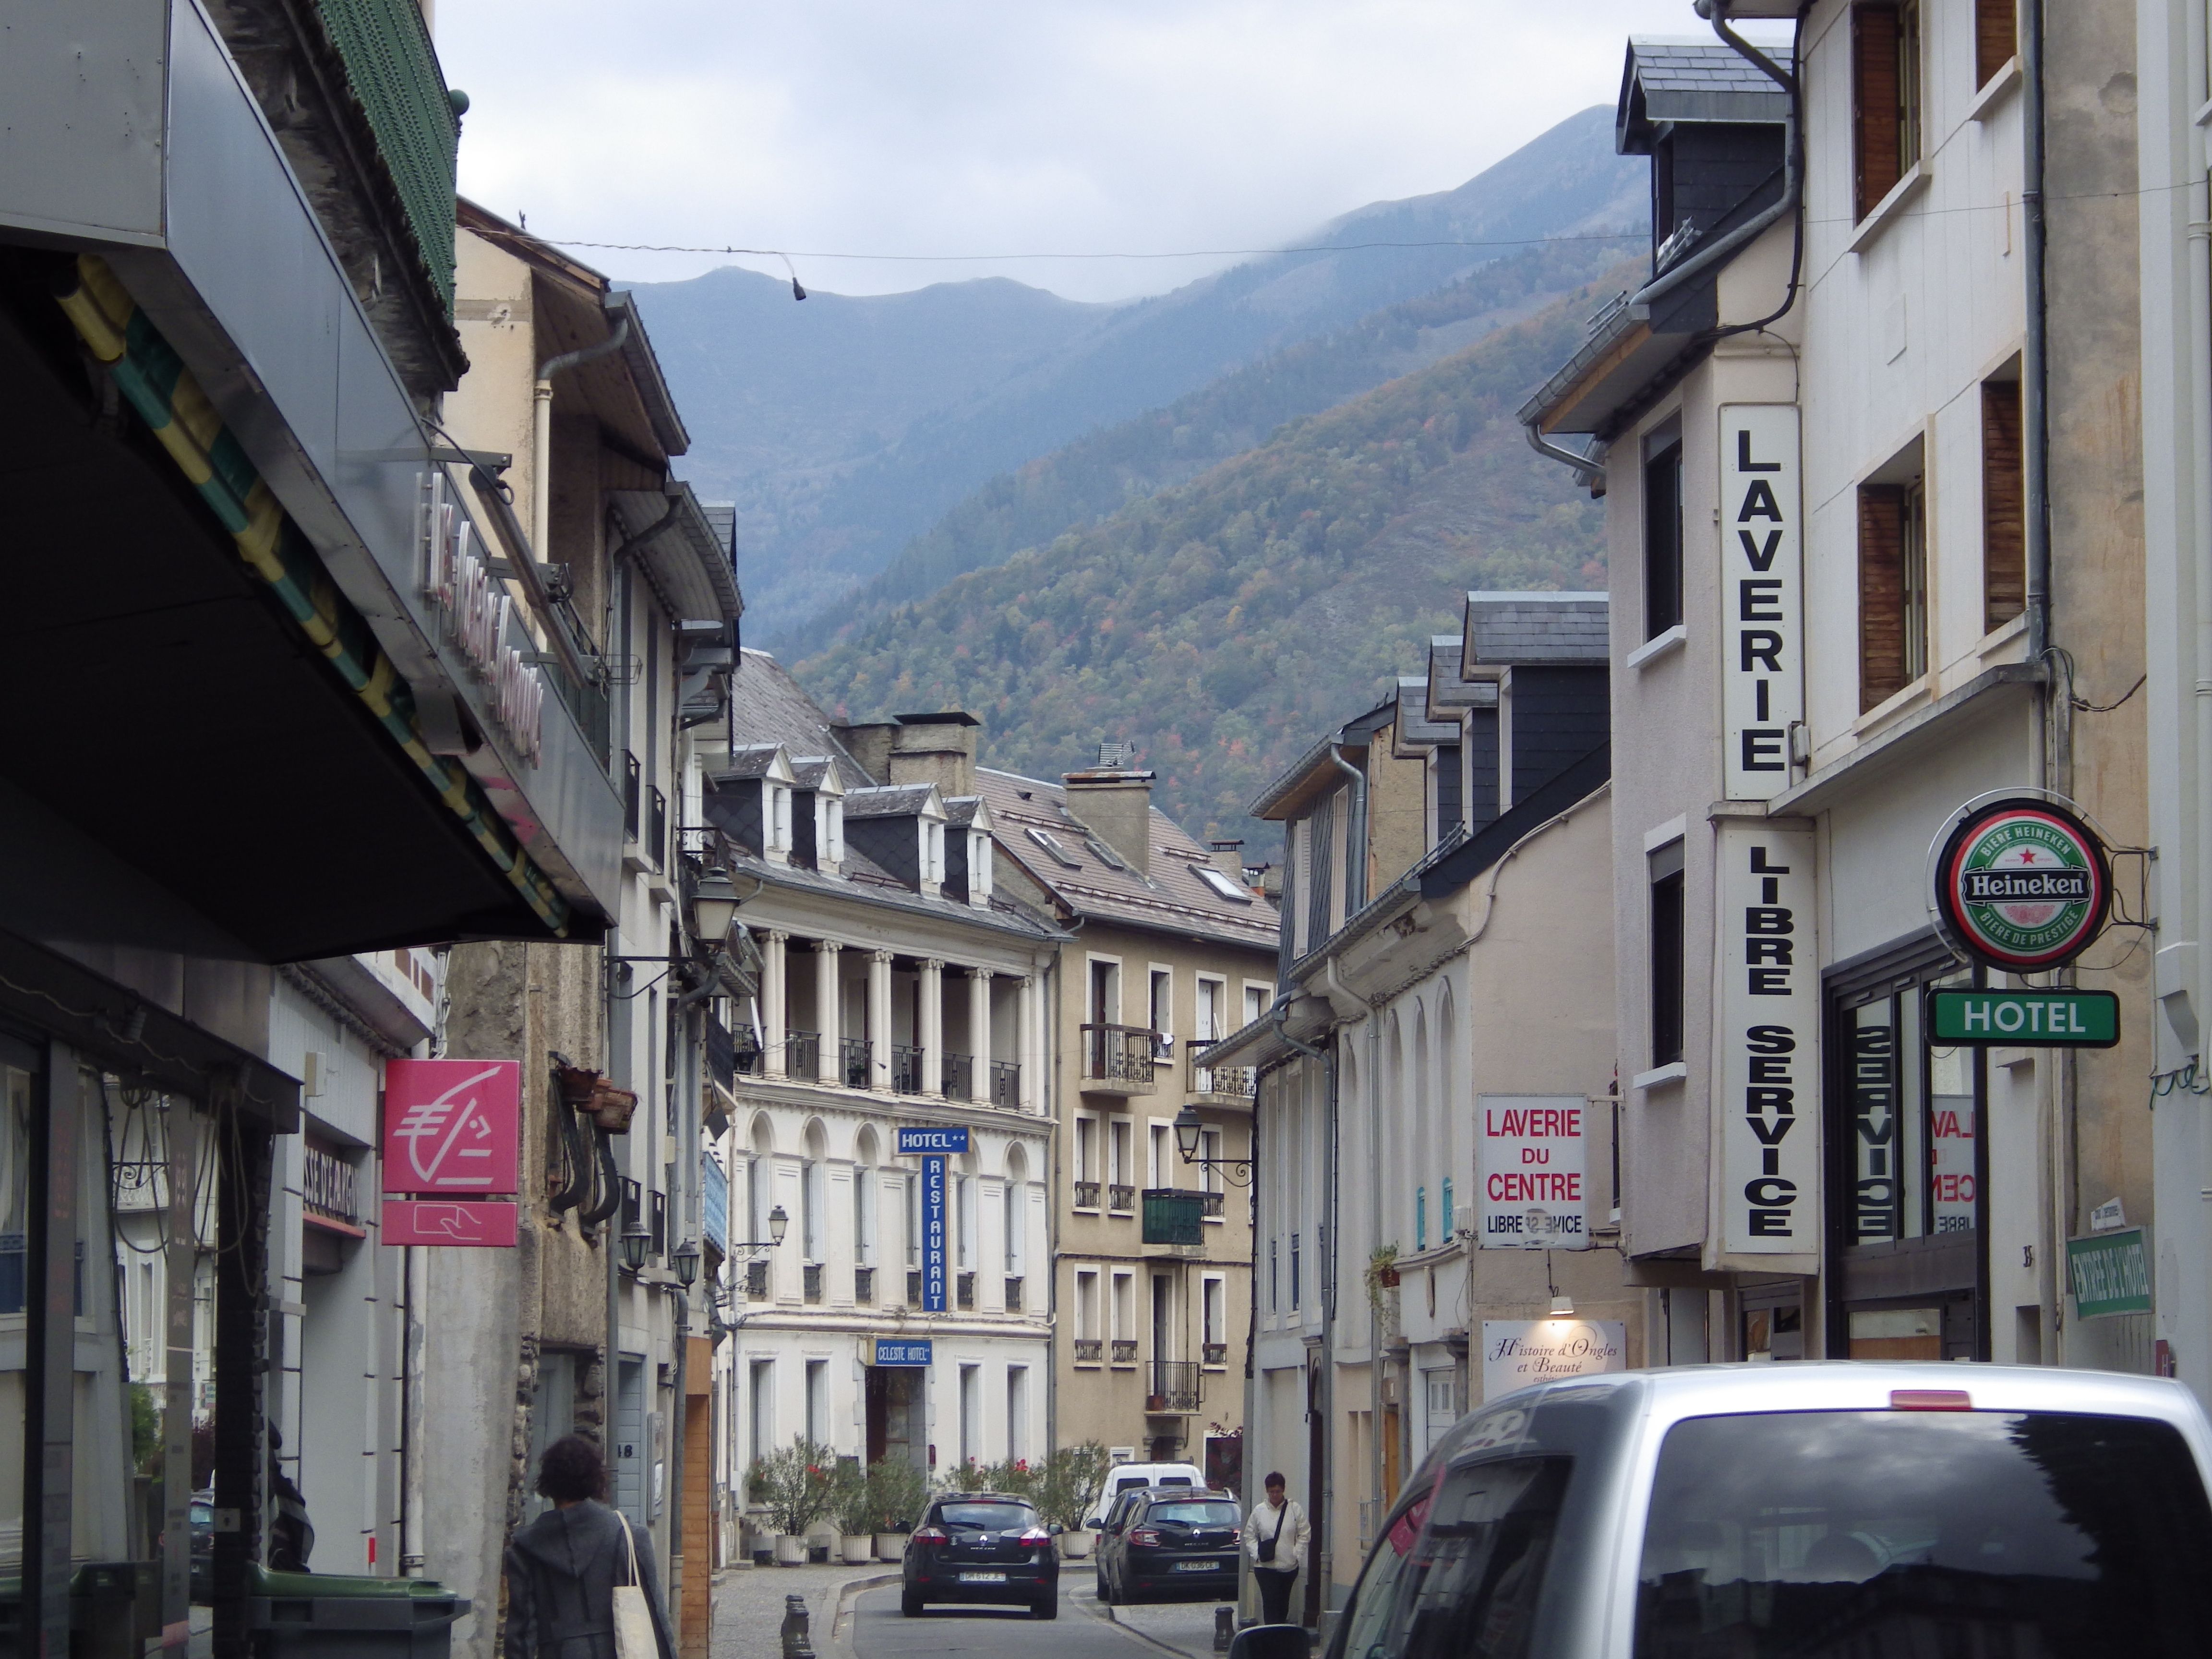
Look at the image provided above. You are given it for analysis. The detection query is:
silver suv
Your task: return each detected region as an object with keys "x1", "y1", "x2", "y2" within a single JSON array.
[{"x1": 1304, "y1": 1363, "x2": 2212, "y2": 1659}]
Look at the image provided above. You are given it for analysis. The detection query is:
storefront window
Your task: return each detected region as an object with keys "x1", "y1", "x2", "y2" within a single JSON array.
[{"x1": 1845, "y1": 970, "x2": 1974, "y2": 1243}]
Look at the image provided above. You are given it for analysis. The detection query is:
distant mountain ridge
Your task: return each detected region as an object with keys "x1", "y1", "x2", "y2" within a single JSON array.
[
  {"x1": 627, "y1": 106, "x2": 1644, "y2": 641},
  {"x1": 789, "y1": 264, "x2": 1637, "y2": 846}
]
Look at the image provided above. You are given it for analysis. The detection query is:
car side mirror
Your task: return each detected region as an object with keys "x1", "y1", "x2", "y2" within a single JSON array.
[
  {"x1": 1227, "y1": 1627, "x2": 1310, "y2": 1659},
  {"x1": 1085, "y1": 1518, "x2": 1105, "y2": 1530},
  {"x1": 1049, "y1": 1523, "x2": 1064, "y2": 1536}
]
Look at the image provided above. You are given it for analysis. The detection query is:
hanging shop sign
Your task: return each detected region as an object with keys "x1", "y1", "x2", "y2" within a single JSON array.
[
  {"x1": 1933, "y1": 797, "x2": 2111, "y2": 971},
  {"x1": 384, "y1": 1199, "x2": 519, "y2": 1249},
  {"x1": 421, "y1": 472, "x2": 545, "y2": 765},
  {"x1": 874, "y1": 1338, "x2": 933, "y2": 1367},
  {"x1": 1928, "y1": 987, "x2": 2120, "y2": 1048},
  {"x1": 301, "y1": 1139, "x2": 362, "y2": 1234},
  {"x1": 1479, "y1": 1319, "x2": 1626, "y2": 1402},
  {"x1": 1476, "y1": 1095, "x2": 1588, "y2": 1250},
  {"x1": 1718, "y1": 821, "x2": 1822, "y2": 1254},
  {"x1": 1719, "y1": 406, "x2": 1804, "y2": 802},
  {"x1": 2067, "y1": 1226, "x2": 2152, "y2": 1318},
  {"x1": 383, "y1": 1058, "x2": 521, "y2": 1197}
]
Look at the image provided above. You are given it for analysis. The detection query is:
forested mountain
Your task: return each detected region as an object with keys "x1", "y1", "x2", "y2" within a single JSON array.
[
  {"x1": 790, "y1": 264, "x2": 1636, "y2": 847},
  {"x1": 629, "y1": 106, "x2": 1643, "y2": 641}
]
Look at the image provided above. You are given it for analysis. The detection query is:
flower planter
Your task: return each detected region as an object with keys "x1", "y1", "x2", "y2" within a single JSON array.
[
  {"x1": 1059, "y1": 1530, "x2": 1093, "y2": 1560},
  {"x1": 841, "y1": 1536, "x2": 874, "y2": 1565},
  {"x1": 875, "y1": 1534, "x2": 908, "y2": 1562},
  {"x1": 774, "y1": 1535, "x2": 808, "y2": 1566}
]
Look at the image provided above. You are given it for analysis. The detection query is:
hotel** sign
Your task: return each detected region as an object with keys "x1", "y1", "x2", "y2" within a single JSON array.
[
  {"x1": 1717, "y1": 821, "x2": 1821, "y2": 1254},
  {"x1": 1476, "y1": 1096, "x2": 1588, "y2": 1250},
  {"x1": 1719, "y1": 406, "x2": 1803, "y2": 802},
  {"x1": 1934, "y1": 798, "x2": 2111, "y2": 971},
  {"x1": 874, "y1": 1338, "x2": 933, "y2": 1367}
]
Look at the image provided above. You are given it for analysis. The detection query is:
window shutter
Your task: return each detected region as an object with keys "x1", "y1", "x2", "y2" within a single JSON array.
[
  {"x1": 1853, "y1": 4, "x2": 1904, "y2": 220},
  {"x1": 1982, "y1": 380, "x2": 2026, "y2": 632},
  {"x1": 1975, "y1": 0, "x2": 2016, "y2": 87},
  {"x1": 1860, "y1": 485, "x2": 1909, "y2": 709}
]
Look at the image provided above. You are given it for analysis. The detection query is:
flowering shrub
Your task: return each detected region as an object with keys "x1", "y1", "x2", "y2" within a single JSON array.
[{"x1": 749, "y1": 1437, "x2": 839, "y2": 1536}]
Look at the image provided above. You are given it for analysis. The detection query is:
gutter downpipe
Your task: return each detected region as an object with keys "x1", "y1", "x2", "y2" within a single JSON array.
[
  {"x1": 1328, "y1": 747, "x2": 1369, "y2": 913},
  {"x1": 534, "y1": 310, "x2": 634, "y2": 555},
  {"x1": 1526, "y1": 424, "x2": 1608, "y2": 488},
  {"x1": 1268, "y1": 993, "x2": 1332, "y2": 1625},
  {"x1": 2186, "y1": 0, "x2": 2212, "y2": 1381},
  {"x1": 1320, "y1": 958, "x2": 1379, "y2": 1628}
]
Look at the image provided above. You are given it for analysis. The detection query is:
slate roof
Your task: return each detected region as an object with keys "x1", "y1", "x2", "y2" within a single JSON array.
[
  {"x1": 718, "y1": 743, "x2": 789, "y2": 781},
  {"x1": 1619, "y1": 37, "x2": 1794, "y2": 151},
  {"x1": 1395, "y1": 677, "x2": 1459, "y2": 748},
  {"x1": 1465, "y1": 591, "x2": 1610, "y2": 665},
  {"x1": 788, "y1": 757, "x2": 839, "y2": 791},
  {"x1": 722, "y1": 650, "x2": 874, "y2": 790},
  {"x1": 1246, "y1": 697, "x2": 1397, "y2": 821},
  {"x1": 845, "y1": 783, "x2": 940, "y2": 819},
  {"x1": 974, "y1": 768, "x2": 1279, "y2": 951}
]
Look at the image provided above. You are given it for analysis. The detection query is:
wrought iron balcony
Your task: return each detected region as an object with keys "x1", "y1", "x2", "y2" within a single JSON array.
[
  {"x1": 647, "y1": 784, "x2": 668, "y2": 869},
  {"x1": 891, "y1": 1045, "x2": 925, "y2": 1095},
  {"x1": 1073, "y1": 1180, "x2": 1102, "y2": 1210},
  {"x1": 907, "y1": 1269, "x2": 923, "y2": 1306},
  {"x1": 786, "y1": 1030, "x2": 820, "y2": 1078},
  {"x1": 840, "y1": 1037, "x2": 872, "y2": 1089},
  {"x1": 1147, "y1": 1360, "x2": 1202, "y2": 1414},
  {"x1": 854, "y1": 1266, "x2": 874, "y2": 1304},
  {"x1": 957, "y1": 1272, "x2": 977, "y2": 1310},
  {"x1": 945, "y1": 1051, "x2": 974, "y2": 1101},
  {"x1": 1081, "y1": 1024, "x2": 1158, "y2": 1094},
  {"x1": 1074, "y1": 1338, "x2": 1103, "y2": 1364},
  {"x1": 1107, "y1": 1184, "x2": 1136, "y2": 1213},
  {"x1": 989, "y1": 1060, "x2": 1021, "y2": 1110},
  {"x1": 745, "y1": 1259, "x2": 768, "y2": 1299},
  {"x1": 623, "y1": 750, "x2": 642, "y2": 842},
  {"x1": 1187, "y1": 1043, "x2": 1257, "y2": 1102},
  {"x1": 1004, "y1": 1275, "x2": 1023, "y2": 1312},
  {"x1": 802, "y1": 1263, "x2": 822, "y2": 1304},
  {"x1": 1201, "y1": 1190, "x2": 1226, "y2": 1219},
  {"x1": 1110, "y1": 1339, "x2": 1139, "y2": 1367},
  {"x1": 1203, "y1": 1342, "x2": 1228, "y2": 1367}
]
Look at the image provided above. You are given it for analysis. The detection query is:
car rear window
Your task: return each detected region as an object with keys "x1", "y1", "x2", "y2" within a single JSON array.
[
  {"x1": 1635, "y1": 1410, "x2": 2212, "y2": 1658},
  {"x1": 1147, "y1": 1502, "x2": 1240, "y2": 1527},
  {"x1": 938, "y1": 1502, "x2": 1035, "y2": 1533}
]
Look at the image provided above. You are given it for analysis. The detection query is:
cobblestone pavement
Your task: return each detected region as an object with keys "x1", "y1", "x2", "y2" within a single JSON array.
[{"x1": 711, "y1": 1561, "x2": 901, "y2": 1659}]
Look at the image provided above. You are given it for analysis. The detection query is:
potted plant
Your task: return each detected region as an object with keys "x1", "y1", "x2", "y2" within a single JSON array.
[
  {"x1": 831, "y1": 1460, "x2": 875, "y2": 1564},
  {"x1": 755, "y1": 1437, "x2": 837, "y2": 1564},
  {"x1": 867, "y1": 1455, "x2": 928, "y2": 1561},
  {"x1": 1038, "y1": 1442, "x2": 1109, "y2": 1558}
]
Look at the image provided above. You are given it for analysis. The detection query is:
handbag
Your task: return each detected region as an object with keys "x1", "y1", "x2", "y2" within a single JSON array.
[
  {"x1": 1256, "y1": 1503, "x2": 1285, "y2": 1565},
  {"x1": 613, "y1": 1513, "x2": 657, "y2": 1659}
]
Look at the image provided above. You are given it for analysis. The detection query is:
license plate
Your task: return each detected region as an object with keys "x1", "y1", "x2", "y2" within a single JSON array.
[
  {"x1": 1174, "y1": 1561, "x2": 1221, "y2": 1572},
  {"x1": 960, "y1": 1572, "x2": 1008, "y2": 1584}
]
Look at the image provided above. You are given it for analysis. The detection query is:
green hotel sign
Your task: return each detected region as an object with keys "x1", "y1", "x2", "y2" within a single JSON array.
[
  {"x1": 1927, "y1": 988, "x2": 2120, "y2": 1048},
  {"x1": 2068, "y1": 1227, "x2": 2152, "y2": 1318}
]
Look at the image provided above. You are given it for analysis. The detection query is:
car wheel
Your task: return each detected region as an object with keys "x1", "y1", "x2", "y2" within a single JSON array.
[
  {"x1": 1033, "y1": 1592, "x2": 1058, "y2": 1621},
  {"x1": 901, "y1": 1589, "x2": 924, "y2": 1619}
]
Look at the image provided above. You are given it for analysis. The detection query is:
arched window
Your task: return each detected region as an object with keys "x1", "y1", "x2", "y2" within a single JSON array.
[
  {"x1": 1003, "y1": 1145, "x2": 1028, "y2": 1275},
  {"x1": 802, "y1": 1120, "x2": 828, "y2": 1261},
  {"x1": 853, "y1": 1127, "x2": 878, "y2": 1266},
  {"x1": 748, "y1": 1115, "x2": 775, "y2": 1242}
]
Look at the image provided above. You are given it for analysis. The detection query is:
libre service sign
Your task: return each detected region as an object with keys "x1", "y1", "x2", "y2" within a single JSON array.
[{"x1": 1718, "y1": 821, "x2": 1820, "y2": 1255}]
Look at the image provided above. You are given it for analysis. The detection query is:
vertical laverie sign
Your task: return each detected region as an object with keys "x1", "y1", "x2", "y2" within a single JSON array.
[
  {"x1": 1719, "y1": 406, "x2": 1803, "y2": 801},
  {"x1": 898, "y1": 1125, "x2": 969, "y2": 1313},
  {"x1": 1718, "y1": 821, "x2": 1820, "y2": 1254}
]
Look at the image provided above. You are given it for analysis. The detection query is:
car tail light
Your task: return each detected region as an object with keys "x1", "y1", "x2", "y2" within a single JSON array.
[
  {"x1": 1018, "y1": 1527, "x2": 1052, "y2": 1546},
  {"x1": 1129, "y1": 1527, "x2": 1162, "y2": 1547},
  {"x1": 1890, "y1": 1388, "x2": 1972, "y2": 1411},
  {"x1": 912, "y1": 1526, "x2": 949, "y2": 1542},
  {"x1": 1229, "y1": 1529, "x2": 1241, "y2": 1542}
]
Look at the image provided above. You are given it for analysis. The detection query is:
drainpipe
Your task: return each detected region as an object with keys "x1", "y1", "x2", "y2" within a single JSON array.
[
  {"x1": 1321, "y1": 957, "x2": 1379, "y2": 1615},
  {"x1": 1266, "y1": 995, "x2": 1332, "y2": 1622},
  {"x1": 401, "y1": 1244, "x2": 427, "y2": 1575},
  {"x1": 2187, "y1": 0, "x2": 2212, "y2": 1370},
  {"x1": 1327, "y1": 747, "x2": 1368, "y2": 914},
  {"x1": 534, "y1": 309, "x2": 633, "y2": 556},
  {"x1": 1525, "y1": 426, "x2": 1609, "y2": 488}
]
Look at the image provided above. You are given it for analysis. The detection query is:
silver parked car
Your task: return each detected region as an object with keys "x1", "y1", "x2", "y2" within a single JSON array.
[{"x1": 1267, "y1": 1363, "x2": 2212, "y2": 1659}]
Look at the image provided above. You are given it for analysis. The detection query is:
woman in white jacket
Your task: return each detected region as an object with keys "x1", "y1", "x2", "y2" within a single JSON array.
[{"x1": 1244, "y1": 1472, "x2": 1310, "y2": 1626}]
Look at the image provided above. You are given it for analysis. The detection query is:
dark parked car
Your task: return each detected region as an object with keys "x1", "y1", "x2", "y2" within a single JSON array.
[
  {"x1": 1096, "y1": 1487, "x2": 1242, "y2": 1605},
  {"x1": 190, "y1": 1489, "x2": 213, "y2": 1605},
  {"x1": 901, "y1": 1492, "x2": 1059, "y2": 1619}
]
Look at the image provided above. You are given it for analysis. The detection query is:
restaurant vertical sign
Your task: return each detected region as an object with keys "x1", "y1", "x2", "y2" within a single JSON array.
[
  {"x1": 1719, "y1": 406, "x2": 1803, "y2": 801},
  {"x1": 1718, "y1": 821, "x2": 1821, "y2": 1254}
]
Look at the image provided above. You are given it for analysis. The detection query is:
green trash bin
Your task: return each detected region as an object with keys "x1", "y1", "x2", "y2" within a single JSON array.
[
  {"x1": 247, "y1": 1565, "x2": 470, "y2": 1659},
  {"x1": 0, "y1": 1563, "x2": 162, "y2": 1659}
]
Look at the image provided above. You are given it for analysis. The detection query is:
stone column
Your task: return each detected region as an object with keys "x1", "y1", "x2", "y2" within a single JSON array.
[
  {"x1": 813, "y1": 940, "x2": 841, "y2": 1084},
  {"x1": 762, "y1": 931, "x2": 789, "y2": 1079},
  {"x1": 920, "y1": 960, "x2": 945, "y2": 1095},
  {"x1": 868, "y1": 949, "x2": 895, "y2": 1092},
  {"x1": 1017, "y1": 974, "x2": 1042, "y2": 1113},
  {"x1": 967, "y1": 968, "x2": 994, "y2": 1107}
]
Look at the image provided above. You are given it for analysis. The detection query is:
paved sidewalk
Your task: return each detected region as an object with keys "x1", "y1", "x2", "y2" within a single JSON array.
[
  {"x1": 1067, "y1": 1578, "x2": 1230, "y2": 1659},
  {"x1": 711, "y1": 1561, "x2": 900, "y2": 1659}
]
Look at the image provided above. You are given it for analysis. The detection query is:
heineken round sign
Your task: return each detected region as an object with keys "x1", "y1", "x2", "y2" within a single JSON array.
[{"x1": 1935, "y1": 798, "x2": 2109, "y2": 971}]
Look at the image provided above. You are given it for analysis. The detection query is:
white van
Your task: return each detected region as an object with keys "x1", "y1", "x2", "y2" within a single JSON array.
[{"x1": 1086, "y1": 1460, "x2": 1205, "y2": 1527}]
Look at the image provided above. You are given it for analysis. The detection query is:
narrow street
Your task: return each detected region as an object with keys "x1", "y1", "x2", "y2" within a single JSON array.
[{"x1": 845, "y1": 1581, "x2": 1226, "y2": 1659}]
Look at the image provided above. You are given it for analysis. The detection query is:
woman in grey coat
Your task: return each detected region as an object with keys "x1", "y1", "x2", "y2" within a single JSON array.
[{"x1": 505, "y1": 1436, "x2": 676, "y2": 1659}]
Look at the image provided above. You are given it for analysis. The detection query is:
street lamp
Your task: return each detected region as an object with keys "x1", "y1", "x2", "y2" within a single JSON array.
[
  {"x1": 690, "y1": 865, "x2": 745, "y2": 947},
  {"x1": 729, "y1": 1203, "x2": 789, "y2": 1256},
  {"x1": 620, "y1": 1222, "x2": 651, "y2": 1273},
  {"x1": 1173, "y1": 1105, "x2": 1254, "y2": 1186},
  {"x1": 672, "y1": 1238, "x2": 701, "y2": 1288}
]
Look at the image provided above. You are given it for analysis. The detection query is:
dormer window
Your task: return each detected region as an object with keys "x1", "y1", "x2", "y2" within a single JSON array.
[
  {"x1": 922, "y1": 820, "x2": 946, "y2": 888},
  {"x1": 767, "y1": 784, "x2": 793, "y2": 859},
  {"x1": 969, "y1": 832, "x2": 993, "y2": 905},
  {"x1": 818, "y1": 795, "x2": 844, "y2": 871}
]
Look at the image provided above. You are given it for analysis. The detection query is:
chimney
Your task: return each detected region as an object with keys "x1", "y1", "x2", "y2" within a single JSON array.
[
  {"x1": 831, "y1": 721, "x2": 897, "y2": 784},
  {"x1": 1207, "y1": 839, "x2": 1248, "y2": 886},
  {"x1": 886, "y1": 711, "x2": 980, "y2": 798},
  {"x1": 1063, "y1": 763, "x2": 1154, "y2": 879}
]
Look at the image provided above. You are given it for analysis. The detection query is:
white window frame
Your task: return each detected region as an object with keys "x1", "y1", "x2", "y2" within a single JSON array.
[
  {"x1": 1074, "y1": 1269, "x2": 1100, "y2": 1343},
  {"x1": 1148, "y1": 1119, "x2": 1173, "y2": 1189},
  {"x1": 1110, "y1": 1270, "x2": 1135, "y2": 1346},
  {"x1": 1243, "y1": 981, "x2": 1274, "y2": 1028},
  {"x1": 1073, "y1": 1113, "x2": 1099, "y2": 1189},
  {"x1": 1201, "y1": 1274, "x2": 1226, "y2": 1351},
  {"x1": 1195, "y1": 974, "x2": 1226, "y2": 1043},
  {"x1": 969, "y1": 830, "x2": 993, "y2": 904},
  {"x1": 1148, "y1": 964, "x2": 1175, "y2": 1057}
]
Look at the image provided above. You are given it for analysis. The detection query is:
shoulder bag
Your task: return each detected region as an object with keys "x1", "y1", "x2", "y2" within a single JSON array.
[
  {"x1": 1256, "y1": 1503, "x2": 1284, "y2": 1565},
  {"x1": 613, "y1": 1513, "x2": 658, "y2": 1659}
]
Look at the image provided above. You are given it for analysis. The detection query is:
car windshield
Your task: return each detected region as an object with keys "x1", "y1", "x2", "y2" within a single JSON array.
[
  {"x1": 1635, "y1": 1410, "x2": 2212, "y2": 1658},
  {"x1": 938, "y1": 1502, "x2": 1034, "y2": 1533},
  {"x1": 1336, "y1": 1456, "x2": 1570, "y2": 1659},
  {"x1": 1148, "y1": 1502, "x2": 1240, "y2": 1527}
]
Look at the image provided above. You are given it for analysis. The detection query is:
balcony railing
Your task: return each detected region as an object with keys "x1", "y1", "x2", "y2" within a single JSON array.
[
  {"x1": 907, "y1": 1269, "x2": 922, "y2": 1306},
  {"x1": 989, "y1": 1060, "x2": 1021, "y2": 1110},
  {"x1": 957, "y1": 1272, "x2": 977, "y2": 1310},
  {"x1": 647, "y1": 784, "x2": 668, "y2": 869},
  {"x1": 803, "y1": 1263, "x2": 822, "y2": 1304},
  {"x1": 1110, "y1": 1339, "x2": 1139, "y2": 1367},
  {"x1": 854, "y1": 1266, "x2": 874, "y2": 1304},
  {"x1": 1147, "y1": 1360, "x2": 1202, "y2": 1414},
  {"x1": 1107, "y1": 1184, "x2": 1136, "y2": 1212},
  {"x1": 1081, "y1": 1024, "x2": 1158, "y2": 1093},
  {"x1": 622, "y1": 750, "x2": 641, "y2": 841},
  {"x1": 839, "y1": 1037, "x2": 872, "y2": 1089},
  {"x1": 1073, "y1": 1180, "x2": 1102, "y2": 1209},
  {"x1": 1201, "y1": 1190, "x2": 1226, "y2": 1219},
  {"x1": 786, "y1": 1030, "x2": 820, "y2": 1079},
  {"x1": 1142, "y1": 1189, "x2": 1204, "y2": 1246},
  {"x1": 745, "y1": 1259, "x2": 768, "y2": 1299},
  {"x1": 1188, "y1": 1043, "x2": 1257, "y2": 1099},
  {"x1": 891, "y1": 1046, "x2": 925, "y2": 1095},
  {"x1": 1202, "y1": 1342, "x2": 1228, "y2": 1367},
  {"x1": 945, "y1": 1051, "x2": 974, "y2": 1101},
  {"x1": 1004, "y1": 1275, "x2": 1023, "y2": 1311},
  {"x1": 1074, "y1": 1338, "x2": 1103, "y2": 1364}
]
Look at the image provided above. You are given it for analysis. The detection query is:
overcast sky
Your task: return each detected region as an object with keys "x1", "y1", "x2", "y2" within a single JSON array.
[{"x1": 435, "y1": 0, "x2": 1739, "y2": 303}]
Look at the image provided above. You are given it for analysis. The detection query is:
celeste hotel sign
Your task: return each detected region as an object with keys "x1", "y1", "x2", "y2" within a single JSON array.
[{"x1": 1719, "y1": 406, "x2": 1803, "y2": 802}]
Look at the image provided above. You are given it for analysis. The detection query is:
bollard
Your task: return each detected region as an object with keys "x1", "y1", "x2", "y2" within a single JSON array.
[
  {"x1": 781, "y1": 1592, "x2": 815, "y2": 1659},
  {"x1": 1214, "y1": 1606, "x2": 1236, "y2": 1651}
]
